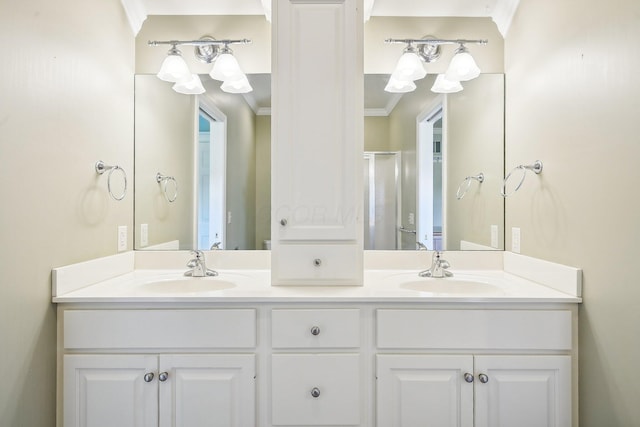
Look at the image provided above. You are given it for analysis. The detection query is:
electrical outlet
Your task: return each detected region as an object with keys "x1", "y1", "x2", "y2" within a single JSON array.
[
  {"x1": 511, "y1": 227, "x2": 521, "y2": 253},
  {"x1": 491, "y1": 225, "x2": 498, "y2": 248},
  {"x1": 140, "y1": 224, "x2": 148, "y2": 247},
  {"x1": 117, "y1": 226, "x2": 127, "y2": 252},
  {"x1": 408, "y1": 213, "x2": 415, "y2": 225}
]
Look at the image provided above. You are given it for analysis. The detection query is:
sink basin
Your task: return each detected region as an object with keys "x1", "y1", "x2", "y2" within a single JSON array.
[
  {"x1": 400, "y1": 279, "x2": 505, "y2": 295},
  {"x1": 137, "y1": 278, "x2": 236, "y2": 294}
]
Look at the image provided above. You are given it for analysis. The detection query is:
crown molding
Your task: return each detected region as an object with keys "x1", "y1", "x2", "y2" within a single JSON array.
[
  {"x1": 491, "y1": 0, "x2": 521, "y2": 37},
  {"x1": 120, "y1": 0, "x2": 148, "y2": 36}
]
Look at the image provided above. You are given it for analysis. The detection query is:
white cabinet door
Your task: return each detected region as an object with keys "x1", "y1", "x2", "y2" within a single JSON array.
[
  {"x1": 474, "y1": 355, "x2": 571, "y2": 427},
  {"x1": 376, "y1": 355, "x2": 474, "y2": 427},
  {"x1": 158, "y1": 354, "x2": 255, "y2": 427},
  {"x1": 63, "y1": 354, "x2": 157, "y2": 427}
]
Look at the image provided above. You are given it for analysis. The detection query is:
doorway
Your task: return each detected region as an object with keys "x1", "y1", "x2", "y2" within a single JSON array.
[{"x1": 196, "y1": 99, "x2": 227, "y2": 250}]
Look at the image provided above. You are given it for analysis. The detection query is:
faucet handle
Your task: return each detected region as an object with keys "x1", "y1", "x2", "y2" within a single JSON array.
[{"x1": 190, "y1": 250, "x2": 204, "y2": 259}]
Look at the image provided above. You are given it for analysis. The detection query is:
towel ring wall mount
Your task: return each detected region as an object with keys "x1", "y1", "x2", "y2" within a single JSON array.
[{"x1": 95, "y1": 160, "x2": 127, "y2": 201}]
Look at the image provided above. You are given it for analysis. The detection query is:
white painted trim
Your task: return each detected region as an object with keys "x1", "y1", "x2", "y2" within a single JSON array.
[
  {"x1": 491, "y1": 0, "x2": 521, "y2": 37},
  {"x1": 504, "y1": 252, "x2": 582, "y2": 297},
  {"x1": 257, "y1": 107, "x2": 272, "y2": 116},
  {"x1": 119, "y1": 0, "x2": 147, "y2": 36},
  {"x1": 364, "y1": 108, "x2": 389, "y2": 117},
  {"x1": 145, "y1": 240, "x2": 180, "y2": 250},
  {"x1": 460, "y1": 240, "x2": 494, "y2": 251},
  {"x1": 52, "y1": 252, "x2": 134, "y2": 296}
]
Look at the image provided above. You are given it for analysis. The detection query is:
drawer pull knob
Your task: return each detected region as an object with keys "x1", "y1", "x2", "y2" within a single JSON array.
[
  {"x1": 310, "y1": 387, "x2": 321, "y2": 398},
  {"x1": 280, "y1": 218, "x2": 288, "y2": 226},
  {"x1": 159, "y1": 372, "x2": 169, "y2": 382},
  {"x1": 464, "y1": 373, "x2": 474, "y2": 383},
  {"x1": 313, "y1": 258, "x2": 322, "y2": 267},
  {"x1": 143, "y1": 373, "x2": 154, "y2": 383},
  {"x1": 478, "y1": 373, "x2": 489, "y2": 384},
  {"x1": 310, "y1": 326, "x2": 321, "y2": 336}
]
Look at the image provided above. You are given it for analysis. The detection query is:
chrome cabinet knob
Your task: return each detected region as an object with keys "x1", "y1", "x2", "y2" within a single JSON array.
[
  {"x1": 280, "y1": 218, "x2": 288, "y2": 226},
  {"x1": 313, "y1": 258, "x2": 322, "y2": 267},
  {"x1": 158, "y1": 372, "x2": 169, "y2": 382},
  {"x1": 143, "y1": 373, "x2": 154, "y2": 383},
  {"x1": 310, "y1": 326, "x2": 321, "y2": 336},
  {"x1": 310, "y1": 387, "x2": 321, "y2": 398},
  {"x1": 478, "y1": 373, "x2": 489, "y2": 384},
  {"x1": 464, "y1": 373, "x2": 474, "y2": 383}
]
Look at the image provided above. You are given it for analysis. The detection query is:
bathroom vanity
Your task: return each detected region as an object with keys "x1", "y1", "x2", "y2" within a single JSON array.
[{"x1": 53, "y1": 251, "x2": 581, "y2": 427}]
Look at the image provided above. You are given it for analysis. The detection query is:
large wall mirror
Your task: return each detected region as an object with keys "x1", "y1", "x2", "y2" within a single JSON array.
[{"x1": 134, "y1": 15, "x2": 505, "y2": 251}]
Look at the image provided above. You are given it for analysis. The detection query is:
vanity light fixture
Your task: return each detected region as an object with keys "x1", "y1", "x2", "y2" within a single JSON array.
[
  {"x1": 149, "y1": 37, "x2": 253, "y2": 95},
  {"x1": 384, "y1": 36, "x2": 487, "y2": 93},
  {"x1": 384, "y1": 75, "x2": 417, "y2": 93}
]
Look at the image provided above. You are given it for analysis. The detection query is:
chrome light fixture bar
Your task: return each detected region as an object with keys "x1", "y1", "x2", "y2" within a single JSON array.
[
  {"x1": 149, "y1": 37, "x2": 253, "y2": 95},
  {"x1": 384, "y1": 36, "x2": 487, "y2": 94}
]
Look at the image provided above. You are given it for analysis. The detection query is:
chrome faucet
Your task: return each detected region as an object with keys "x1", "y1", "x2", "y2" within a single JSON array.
[
  {"x1": 419, "y1": 251, "x2": 453, "y2": 278},
  {"x1": 185, "y1": 250, "x2": 218, "y2": 277},
  {"x1": 210, "y1": 241, "x2": 221, "y2": 250},
  {"x1": 416, "y1": 241, "x2": 428, "y2": 250}
]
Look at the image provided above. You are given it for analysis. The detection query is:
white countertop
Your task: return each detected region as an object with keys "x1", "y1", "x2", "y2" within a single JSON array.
[{"x1": 52, "y1": 268, "x2": 581, "y2": 304}]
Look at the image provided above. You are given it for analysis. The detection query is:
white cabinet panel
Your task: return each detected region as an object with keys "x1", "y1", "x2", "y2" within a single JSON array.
[
  {"x1": 63, "y1": 355, "x2": 157, "y2": 427},
  {"x1": 376, "y1": 355, "x2": 474, "y2": 427},
  {"x1": 64, "y1": 309, "x2": 256, "y2": 349},
  {"x1": 272, "y1": 354, "x2": 360, "y2": 425},
  {"x1": 273, "y1": 243, "x2": 361, "y2": 284},
  {"x1": 377, "y1": 309, "x2": 572, "y2": 350},
  {"x1": 159, "y1": 354, "x2": 255, "y2": 427},
  {"x1": 474, "y1": 355, "x2": 571, "y2": 427}
]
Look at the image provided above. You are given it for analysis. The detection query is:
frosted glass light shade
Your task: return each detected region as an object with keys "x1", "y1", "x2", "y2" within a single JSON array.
[
  {"x1": 384, "y1": 75, "x2": 417, "y2": 93},
  {"x1": 221, "y1": 76, "x2": 253, "y2": 93},
  {"x1": 392, "y1": 52, "x2": 427, "y2": 81},
  {"x1": 173, "y1": 74, "x2": 206, "y2": 95},
  {"x1": 431, "y1": 74, "x2": 463, "y2": 93},
  {"x1": 210, "y1": 53, "x2": 244, "y2": 82},
  {"x1": 157, "y1": 53, "x2": 191, "y2": 83},
  {"x1": 444, "y1": 48, "x2": 481, "y2": 82}
]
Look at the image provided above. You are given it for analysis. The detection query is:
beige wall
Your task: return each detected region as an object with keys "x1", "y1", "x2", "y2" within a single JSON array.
[
  {"x1": 0, "y1": 0, "x2": 133, "y2": 425},
  {"x1": 505, "y1": 0, "x2": 640, "y2": 425},
  {"x1": 134, "y1": 76, "x2": 195, "y2": 249},
  {"x1": 364, "y1": 116, "x2": 391, "y2": 151}
]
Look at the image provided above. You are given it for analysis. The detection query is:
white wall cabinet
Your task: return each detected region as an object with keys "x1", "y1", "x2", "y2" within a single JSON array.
[
  {"x1": 63, "y1": 354, "x2": 255, "y2": 427},
  {"x1": 377, "y1": 354, "x2": 571, "y2": 427},
  {"x1": 271, "y1": 0, "x2": 364, "y2": 285}
]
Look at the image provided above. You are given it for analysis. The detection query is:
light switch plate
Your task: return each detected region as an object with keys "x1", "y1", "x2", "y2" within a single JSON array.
[
  {"x1": 491, "y1": 225, "x2": 499, "y2": 248},
  {"x1": 511, "y1": 227, "x2": 521, "y2": 253},
  {"x1": 117, "y1": 226, "x2": 127, "y2": 252},
  {"x1": 140, "y1": 224, "x2": 148, "y2": 247},
  {"x1": 408, "y1": 213, "x2": 415, "y2": 225}
]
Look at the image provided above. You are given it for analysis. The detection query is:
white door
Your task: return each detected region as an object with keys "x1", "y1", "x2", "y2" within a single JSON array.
[
  {"x1": 474, "y1": 355, "x2": 572, "y2": 427},
  {"x1": 63, "y1": 354, "x2": 157, "y2": 427},
  {"x1": 377, "y1": 354, "x2": 474, "y2": 427},
  {"x1": 158, "y1": 354, "x2": 256, "y2": 427}
]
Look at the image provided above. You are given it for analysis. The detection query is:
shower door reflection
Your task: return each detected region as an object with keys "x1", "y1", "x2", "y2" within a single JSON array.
[{"x1": 364, "y1": 152, "x2": 401, "y2": 250}]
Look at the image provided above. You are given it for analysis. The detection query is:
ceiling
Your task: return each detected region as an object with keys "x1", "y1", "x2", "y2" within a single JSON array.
[
  {"x1": 139, "y1": 0, "x2": 506, "y2": 20},
  {"x1": 124, "y1": 0, "x2": 520, "y2": 35}
]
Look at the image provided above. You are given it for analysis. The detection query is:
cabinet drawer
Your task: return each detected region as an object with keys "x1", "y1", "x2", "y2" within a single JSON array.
[
  {"x1": 272, "y1": 354, "x2": 360, "y2": 425},
  {"x1": 64, "y1": 309, "x2": 256, "y2": 349},
  {"x1": 272, "y1": 309, "x2": 360, "y2": 348},
  {"x1": 377, "y1": 309, "x2": 572, "y2": 350},
  {"x1": 273, "y1": 243, "x2": 361, "y2": 285}
]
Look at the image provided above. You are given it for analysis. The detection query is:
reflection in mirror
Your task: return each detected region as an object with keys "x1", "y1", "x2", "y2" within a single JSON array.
[
  {"x1": 134, "y1": 72, "x2": 503, "y2": 251},
  {"x1": 134, "y1": 73, "x2": 271, "y2": 251}
]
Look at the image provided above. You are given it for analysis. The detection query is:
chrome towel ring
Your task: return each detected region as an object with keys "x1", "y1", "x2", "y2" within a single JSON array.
[
  {"x1": 95, "y1": 160, "x2": 127, "y2": 201},
  {"x1": 501, "y1": 160, "x2": 543, "y2": 197},
  {"x1": 456, "y1": 173, "x2": 484, "y2": 200},
  {"x1": 156, "y1": 173, "x2": 178, "y2": 203}
]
